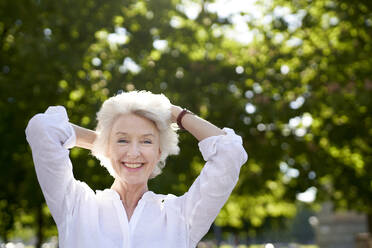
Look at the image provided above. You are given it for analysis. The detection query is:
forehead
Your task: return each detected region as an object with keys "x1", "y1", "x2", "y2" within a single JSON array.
[{"x1": 111, "y1": 113, "x2": 159, "y2": 136}]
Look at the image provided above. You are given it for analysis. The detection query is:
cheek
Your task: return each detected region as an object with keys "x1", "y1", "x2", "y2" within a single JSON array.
[
  {"x1": 108, "y1": 144, "x2": 126, "y2": 160},
  {"x1": 143, "y1": 148, "x2": 160, "y2": 162}
]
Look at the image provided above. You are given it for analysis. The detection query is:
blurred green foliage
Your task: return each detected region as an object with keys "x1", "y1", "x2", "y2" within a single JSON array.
[{"x1": 0, "y1": 0, "x2": 371, "y2": 245}]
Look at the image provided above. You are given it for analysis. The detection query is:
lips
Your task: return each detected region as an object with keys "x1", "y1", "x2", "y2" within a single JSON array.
[{"x1": 121, "y1": 162, "x2": 144, "y2": 169}]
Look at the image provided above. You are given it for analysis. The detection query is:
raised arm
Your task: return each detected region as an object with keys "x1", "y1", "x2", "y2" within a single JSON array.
[
  {"x1": 72, "y1": 104, "x2": 220, "y2": 147},
  {"x1": 170, "y1": 105, "x2": 225, "y2": 141},
  {"x1": 170, "y1": 105, "x2": 247, "y2": 247},
  {"x1": 25, "y1": 106, "x2": 94, "y2": 226},
  {"x1": 71, "y1": 124, "x2": 97, "y2": 150}
]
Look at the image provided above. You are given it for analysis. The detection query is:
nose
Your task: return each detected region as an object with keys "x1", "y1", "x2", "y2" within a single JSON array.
[{"x1": 127, "y1": 142, "x2": 141, "y2": 158}]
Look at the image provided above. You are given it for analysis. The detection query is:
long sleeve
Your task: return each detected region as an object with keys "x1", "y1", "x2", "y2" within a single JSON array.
[
  {"x1": 181, "y1": 128, "x2": 248, "y2": 247},
  {"x1": 25, "y1": 106, "x2": 89, "y2": 226}
]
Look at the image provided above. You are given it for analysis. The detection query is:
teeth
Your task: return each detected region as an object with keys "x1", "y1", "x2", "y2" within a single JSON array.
[{"x1": 123, "y1": 163, "x2": 143, "y2": 168}]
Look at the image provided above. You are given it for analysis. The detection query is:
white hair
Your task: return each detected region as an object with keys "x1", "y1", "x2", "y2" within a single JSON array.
[{"x1": 91, "y1": 90, "x2": 180, "y2": 179}]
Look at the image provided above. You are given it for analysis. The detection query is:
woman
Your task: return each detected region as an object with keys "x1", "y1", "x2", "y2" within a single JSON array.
[{"x1": 26, "y1": 90, "x2": 247, "y2": 248}]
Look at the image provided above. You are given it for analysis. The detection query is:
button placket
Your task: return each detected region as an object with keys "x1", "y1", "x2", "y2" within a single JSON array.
[{"x1": 113, "y1": 199, "x2": 131, "y2": 248}]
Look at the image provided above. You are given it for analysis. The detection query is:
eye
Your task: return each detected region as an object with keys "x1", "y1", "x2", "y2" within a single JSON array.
[
  {"x1": 143, "y1": 140, "x2": 152, "y2": 144},
  {"x1": 118, "y1": 139, "x2": 129, "y2": 144}
]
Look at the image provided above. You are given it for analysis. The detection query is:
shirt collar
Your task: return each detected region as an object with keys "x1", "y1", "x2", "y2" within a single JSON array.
[{"x1": 96, "y1": 189, "x2": 156, "y2": 203}]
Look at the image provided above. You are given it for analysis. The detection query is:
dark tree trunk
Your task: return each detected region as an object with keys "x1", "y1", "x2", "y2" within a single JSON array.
[
  {"x1": 2, "y1": 233, "x2": 8, "y2": 244},
  {"x1": 213, "y1": 223, "x2": 222, "y2": 247},
  {"x1": 368, "y1": 213, "x2": 372, "y2": 234},
  {"x1": 36, "y1": 205, "x2": 43, "y2": 248},
  {"x1": 1, "y1": 206, "x2": 14, "y2": 245}
]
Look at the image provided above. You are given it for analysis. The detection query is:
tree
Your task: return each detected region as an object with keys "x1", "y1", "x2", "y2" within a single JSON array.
[
  {"x1": 235, "y1": 0, "x2": 372, "y2": 232},
  {"x1": 1, "y1": 0, "x2": 371, "y2": 245},
  {"x1": 0, "y1": 0, "x2": 125, "y2": 245}
]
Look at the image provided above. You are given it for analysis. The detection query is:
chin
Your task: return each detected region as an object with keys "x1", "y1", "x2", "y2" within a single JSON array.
[{"x1": 115, "y1": 173, "x2": 148, "y2": 185}]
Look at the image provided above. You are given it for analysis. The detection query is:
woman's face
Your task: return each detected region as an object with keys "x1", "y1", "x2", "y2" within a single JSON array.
[{"x1": 107, "y1": 113, "x2": 161, "y2": 185}]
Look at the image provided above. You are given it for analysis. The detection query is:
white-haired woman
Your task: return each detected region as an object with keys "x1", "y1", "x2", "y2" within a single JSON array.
[{"x1": 26, "y1": 90, "x2": 247, "y2": 248}]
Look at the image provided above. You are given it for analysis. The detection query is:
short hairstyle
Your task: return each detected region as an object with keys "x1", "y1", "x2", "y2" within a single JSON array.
[{"x1": 91, "y1": 90, "x2": 180, "y2": 178}]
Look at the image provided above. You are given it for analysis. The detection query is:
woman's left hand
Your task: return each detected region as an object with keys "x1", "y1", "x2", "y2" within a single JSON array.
[
  {"x1": 170, "y1": 105, "x2": 183, "y2": 123},
  {"x1": 169, "y1": 104, "x2": 225, "y2": 141}
]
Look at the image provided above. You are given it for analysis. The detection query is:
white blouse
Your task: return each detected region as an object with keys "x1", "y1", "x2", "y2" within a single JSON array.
[{"x1": 25, "y1": 106, "x2": 248, "y2": 248}]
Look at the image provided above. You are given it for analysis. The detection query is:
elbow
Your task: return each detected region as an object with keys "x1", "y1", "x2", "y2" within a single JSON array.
[
  {"x1": 241, "y1": 146, "x2": 248, "y2": 165},
  {"x1": 234, "y1": 141, "x2": 248, "y2": 165},
  {"x1": 25, "y1": 114, "x2": 48, "y2": 139},
  {"x1": 25, "y1": 113, "x2": 57, "y2": 147},
  {"x1": 222, "y1": 142, "x2": 248, "y2": 166}
]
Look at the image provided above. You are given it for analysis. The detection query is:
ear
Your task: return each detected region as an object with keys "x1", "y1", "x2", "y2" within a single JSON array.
[
  {"x1": 157, "y1": 148, "x2": 162, "y2": 161},
  {"x1": 104, "y1": 140, "x2": 112, "y2": 158},
  {"x1": 105, "y1": 148, "x2": 110, "y2": 158},
  {"x1": 105, "y1": 132, "x2": 112, "y2": 157}
]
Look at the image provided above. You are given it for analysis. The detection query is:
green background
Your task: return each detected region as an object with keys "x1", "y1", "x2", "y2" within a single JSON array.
[{"x1": 0, "y1": 0, "x2": 371, "y2": 246}]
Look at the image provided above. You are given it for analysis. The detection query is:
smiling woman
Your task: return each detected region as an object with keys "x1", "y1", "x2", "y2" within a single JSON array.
[
  {"x1": 109, "y1": 114, "x2": 162, "y2": 190},
  {"x1": 91, "y1": 91, "x2": 179, "y2": 179},
  {"x1": 25, "y1": 90, "x2": 248, "y2": 248}
]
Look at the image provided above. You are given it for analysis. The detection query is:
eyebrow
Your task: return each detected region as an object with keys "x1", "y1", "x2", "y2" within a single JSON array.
[{"x1": 115, "y1": 132, "x2": 155, "y2": 137}]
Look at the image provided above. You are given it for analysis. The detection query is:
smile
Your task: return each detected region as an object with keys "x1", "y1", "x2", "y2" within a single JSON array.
[{"x1": 121, "y1": 162, "x2": 144, "y2": 169}]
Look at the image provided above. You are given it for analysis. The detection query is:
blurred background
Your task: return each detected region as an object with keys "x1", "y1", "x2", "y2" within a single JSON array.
[{"x1": 0, "y1": 0, "x2": 371, "y2": 247}]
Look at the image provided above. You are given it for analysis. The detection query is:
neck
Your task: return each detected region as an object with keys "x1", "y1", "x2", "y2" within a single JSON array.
[{"x1": 111, "y1": 178, "x2": 148, "y2": 220}]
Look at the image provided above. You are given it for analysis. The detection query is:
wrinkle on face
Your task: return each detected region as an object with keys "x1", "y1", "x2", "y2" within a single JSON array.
[{"x1": 107, "y1": 113, "x2": 161, "y2": 186}]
